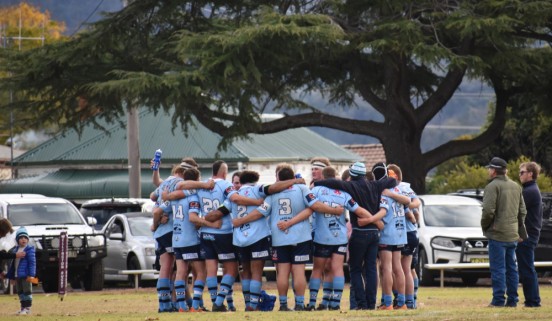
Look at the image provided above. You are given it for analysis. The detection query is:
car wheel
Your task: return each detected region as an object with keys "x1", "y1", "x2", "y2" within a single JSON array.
[
  {"x1": 84, "y1": 261, "x2": 104, "y2": 291},
  {"x1": 127, "y1": 255, "x2": 141, "y2": 288},
  {"x1": 461, "y1": 275, "x2": 479, "y2": 286},
  {"x1": 1, "y1": 261, "x2": 11, "y2": 294},
  {"x1": 418, "y1": 248, "x2": 435, "y2": 286}
]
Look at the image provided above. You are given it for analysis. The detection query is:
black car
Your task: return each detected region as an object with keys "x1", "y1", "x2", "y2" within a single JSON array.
[{"x1": 80, "y1": 198, "x2": 154, "y2": 230}]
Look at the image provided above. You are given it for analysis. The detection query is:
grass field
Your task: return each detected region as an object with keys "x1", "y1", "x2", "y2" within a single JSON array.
[{"x1": 1, "y1": 281, "x2": 552, "y2": 320}]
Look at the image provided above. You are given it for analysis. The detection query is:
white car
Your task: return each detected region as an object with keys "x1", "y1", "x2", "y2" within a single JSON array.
[
  {"x1": 101, "y1": 212, "x2": 157, "y2": 287},
  {"x1": 416, "y1": 195, "x2": 488, "y2": 286}
]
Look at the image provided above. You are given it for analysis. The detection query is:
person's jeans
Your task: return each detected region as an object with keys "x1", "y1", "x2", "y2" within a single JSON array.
[
  {"x1": 516, "y1": 238, "x2": 541, "y2": 307},
  {"x1": 488, "y1": 239, "x2": 519, "y2": 306},
  {"x1": 348, "y1": 229, "x2": 379, "y2": 309}
]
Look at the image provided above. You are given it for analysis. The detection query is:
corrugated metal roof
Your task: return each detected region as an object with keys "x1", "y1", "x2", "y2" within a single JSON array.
[{"x1": 14, "y1": 108, "x2": 360, "y2": 166}]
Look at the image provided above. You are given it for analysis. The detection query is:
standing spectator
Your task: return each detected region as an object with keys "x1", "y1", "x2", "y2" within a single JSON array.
[
  {"x1": 516, "y1": 161, "x2": 543, "y2": 307},
  {"x1": 6, "y1": 227, "x2": 36, "y2": 315},
  {"x1": 481, "y1": 157, "x2": 528, "y2": 307}
]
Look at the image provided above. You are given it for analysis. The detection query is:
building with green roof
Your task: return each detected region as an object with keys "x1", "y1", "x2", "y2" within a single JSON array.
[{"x1": 0, "y1": 108, "x2": 360, "y2": 203}]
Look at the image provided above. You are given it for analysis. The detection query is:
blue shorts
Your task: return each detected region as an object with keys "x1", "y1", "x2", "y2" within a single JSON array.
[
  {"x1": 174, "y1": 244, "x2": 203, "y2": 262},
  {"x1": 156, "y1": 232, "x2": 174, "y2": 255},
  {"x1": 313, "y1": 242, "x2": 347, "y2": 258},
  {"x1": 272, "y1": 240, "x2": 312, "y2": 264},
  {"x1": 378, "y1": 244, "x2": 404, "y2": 252},
  {"x1": 236, "y1": 236, "x2": 271, "y2": 262},
  {"x1": 200, "y1": 232, "x2": 237, "y2": 262}
]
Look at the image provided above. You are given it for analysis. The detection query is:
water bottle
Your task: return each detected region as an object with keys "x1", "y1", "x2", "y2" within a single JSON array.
[
  {"x1": 151, "y1": 149, "x2": 162, "y2": 170},
  {"x1": 295, "y1": 173, "x2": 302, "y2": 179}
]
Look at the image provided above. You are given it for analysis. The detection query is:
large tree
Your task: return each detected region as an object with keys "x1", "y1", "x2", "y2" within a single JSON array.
[{"x1": 2, "y1": 1, "x2": 552, "y2": 192}]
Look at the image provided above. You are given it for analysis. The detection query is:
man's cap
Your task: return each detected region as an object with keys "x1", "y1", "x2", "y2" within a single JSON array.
[
  {"x1": 16, "y1": 227, "x2": 29, "y2": 241},
  {"x1": 372, "y1": 162, "x2": 388, "y2": 181},
  {"x1": 485, "y1": 157, "x2": 507, "y2": 169},
  {"x1": 349, "y1": 162, "x2": 367, "y2": 177}
]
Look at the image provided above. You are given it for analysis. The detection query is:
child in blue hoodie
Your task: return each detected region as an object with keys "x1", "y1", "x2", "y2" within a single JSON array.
[{"x1": 7, "y1": 227, "x2": 36, "y2": 315}]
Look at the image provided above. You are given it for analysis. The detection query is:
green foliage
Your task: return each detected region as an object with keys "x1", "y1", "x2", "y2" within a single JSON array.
[{"x1": 428, "y1": 155, "x2": 552, "y2": 194}]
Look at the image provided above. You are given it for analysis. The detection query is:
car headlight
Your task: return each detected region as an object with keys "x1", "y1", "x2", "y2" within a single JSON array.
[
  {"x1": 431, "y1": 237, "x2": 456, "y2": 248},
  {"x1": 144, "y1": 247, "x2": 156, "y2": 256},
  {"x1": 87, "y1": 235, "x2": 105, "y2": 247},
  {"x1": 71, "y1": 237, "x2": 83, "y2": 248}
]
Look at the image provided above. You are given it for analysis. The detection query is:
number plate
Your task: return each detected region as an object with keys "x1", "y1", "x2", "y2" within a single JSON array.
[
  {"x1": 68, "y1": 250, "x2": 78, "y2": 258},
  {"x1": 470, "y1": 258, "x2": 489, "y2": 263}
]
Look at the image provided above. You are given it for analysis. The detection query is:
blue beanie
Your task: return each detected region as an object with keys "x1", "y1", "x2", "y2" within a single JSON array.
[
  {"x1": 349, "y1": 162, "x2": 367, "y2": 177},
  {"x1": 16, "y1": 227, "x2": 29, "y2": 242}
]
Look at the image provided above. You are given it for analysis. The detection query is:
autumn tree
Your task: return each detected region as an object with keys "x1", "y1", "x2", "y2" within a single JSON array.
[
  {"x1": 2, "y1": 1, "x2": 552, "y2": 192},
  {"x1": 0, "y1": 2, "x2": 65, "y2": 142}
]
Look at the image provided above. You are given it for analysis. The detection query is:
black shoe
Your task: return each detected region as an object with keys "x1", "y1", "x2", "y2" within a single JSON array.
[
  {"x1": 200, "y1": 307, "x2": 209, "y2": 312},
  {"x1": 212, "y1": 304, "x2": 228, "y2": 312},
  {"x1": 305, "y1": 305, "x2": 316, "y2": 311},
  {"x1": 316, "y1": 304, "x2": 328, "y2": 311},
  {"x1": 228, "y1": 306, "x2": 237, "y2": 312},
  {"x1": 329, "y1": 306, "x2": 340, "y2": 311},
  {"x1": 279, "y1": 306, "x2": 292, "y2": 312},
  {"x1": 294, "y1": 305, "x2": 305, "y2": 311},
  {"x1": 505, "y1": 302, "x2": 517, "y2": 308}
]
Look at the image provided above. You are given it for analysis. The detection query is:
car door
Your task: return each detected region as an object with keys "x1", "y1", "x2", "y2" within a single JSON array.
[{"x1": 104, "y1": 217, "x2": 128, "y2": 277}]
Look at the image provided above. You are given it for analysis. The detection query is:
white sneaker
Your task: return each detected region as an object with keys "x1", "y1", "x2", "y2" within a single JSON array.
[{"x1": 16, "y1": 308, "x2": 31, "y2": 315}]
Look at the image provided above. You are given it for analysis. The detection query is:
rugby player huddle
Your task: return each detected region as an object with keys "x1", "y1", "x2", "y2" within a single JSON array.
[{"x1": 149, "y1": 156, "x2": 420, "y2": 312}]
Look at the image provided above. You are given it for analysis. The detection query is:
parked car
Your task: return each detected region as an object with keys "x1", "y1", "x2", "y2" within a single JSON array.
[
  {"x1": 80, "y1": 198, "x2": 154, "y2": 231},
  {"x1": 0, "y1": 194, "x2": 106, "y2": 293},
  {"x1": 101, "y1": 212, "x2": 157, "y2": 287},
  {"x1": 416, "y1": 195, "x2": 488, "y2": 286}
]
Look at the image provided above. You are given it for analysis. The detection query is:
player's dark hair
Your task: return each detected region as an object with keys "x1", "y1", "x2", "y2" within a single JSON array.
[
  {"x1": 322, "y1": 166, "x2": 337, "y2": 179},
  {"x1": 240, "y1": 170, "x2": 260, "y2": 184},
  {"x1": 184, "y1": 168, "x2": 200, "y2": 181},
  {"x1": 181, "y1": 157, "x2": 198, "y2": 168},
  {"x1": 278, "y1": 167, "x2": 295, "y2": 181},
  {"x1": 212, "y1": 160, "x2": 226, "y2": 176}
]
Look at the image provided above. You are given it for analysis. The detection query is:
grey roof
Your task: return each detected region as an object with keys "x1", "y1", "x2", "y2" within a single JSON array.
[{"x1": 13, "y1": 108, "x2": 360, "y2": 166}]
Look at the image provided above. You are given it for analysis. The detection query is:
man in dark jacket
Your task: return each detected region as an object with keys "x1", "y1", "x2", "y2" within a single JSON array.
[
  {"x1": 481, "y1": 157, "x2": 527, "y2": 308},
  {"x1": 516, "y1": 161, "x2": 543, "y2": 307},
  {"x1": 314, "y1": 162, "x2": 408, "y2": 310}
]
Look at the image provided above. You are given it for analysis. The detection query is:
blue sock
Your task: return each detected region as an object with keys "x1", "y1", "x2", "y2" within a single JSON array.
[
  {"x1": 227, "y1": 289, "x2": 235, "y2": 309},
  {"x1": 295, "y1": 295, "x2": 305, "y2": 308},
  {"x1": 174, "y1": 280, "x2": 188, "y2": 311},
  {"x1": 413, "y1": 278, "x2": 419, "y2": 307},
  {"x1": 249, "y1": 280, "x2": 262, "y2": 309},
  {"x1": 406, "y1": 294, "x2": 415, "y2": 309},
  {"x1": 157, "y1": 278, "x2": 171, "y2": 312},
  {"x1": 279, "y1": 295, "x2": 288, "y2": 308},
  {"x1": 242, "y1": 279, "x2": 251, "y2": 308},
  {"x1": 321, "y1": 281, "x2": 332, "y2": 307},
  {"x1": 330, "y1": 276, "x2": 344, "y2": 308},
  {"x1": 206, "y1": 276, "x2": 218, "y2": 304},
  {"x1": 215, "y1": 275, "x2": 235, "y2": 306},
  {"x1": 383, "y1": 294, "x2": 393, "y2": 307},
  {"x1": 192, "y1": 280, "x2": 205, "y2": 310},
  {"x1": 308, "y1": 278, "x2": 321, "y2": 307},
  {"x1": 397, "y1": 293, "x2": 405, "y2": 307}
]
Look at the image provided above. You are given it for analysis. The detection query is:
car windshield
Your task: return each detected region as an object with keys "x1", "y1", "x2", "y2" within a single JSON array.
[
  {"x1": 81, "y1": 205, "x2": 143, "y2": 230},
  {"x1": 8, "y1": 203, "x2": 84, "y2": 226},
  {"x1": 423, "y1": 204, "x2": 482, "y2": 227},
  {"x1": 128, "y1": 217, "x2": 153, "y2": 237}
]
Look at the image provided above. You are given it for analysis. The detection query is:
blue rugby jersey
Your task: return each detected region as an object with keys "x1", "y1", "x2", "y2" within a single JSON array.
[
  {"x1": 196, "y1": 178, "x2": 236, "y2": 234},
  {"x1": 378, "y1": 186, "x2": 407, "y2": 246},
  {"x1": 154, "y1": 176, "x2": 183, "y2": 239},
  {"x1": 169, "y1": 195, "x2": 201, "y2": 247},
  {"x1": 311, "y1": 186, "x2": 359, "y2": 245},
  {"x1": 223, "y1": 183, "x2": 269, "y2": 247},
  {"x1": 257, "y1": 184, "x2": 317, "y2": 247}
]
